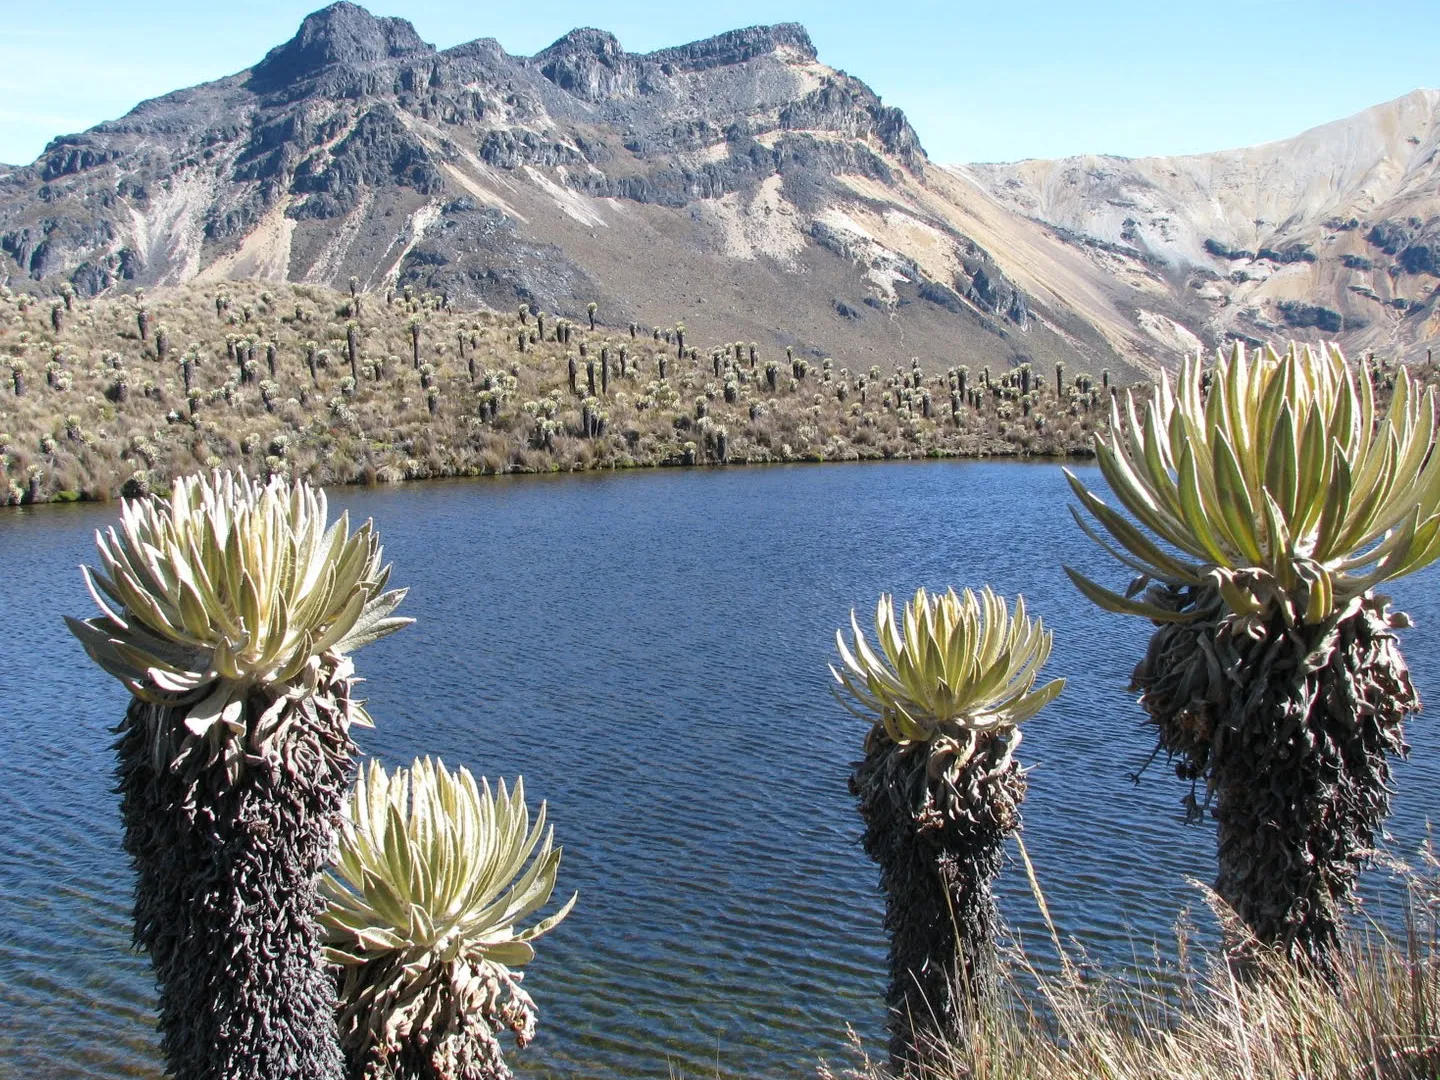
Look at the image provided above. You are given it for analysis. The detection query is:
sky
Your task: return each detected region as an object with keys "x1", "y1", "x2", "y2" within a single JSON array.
[{"x1": 1, "y1": 0, "x2": 1437, "y2": 167}]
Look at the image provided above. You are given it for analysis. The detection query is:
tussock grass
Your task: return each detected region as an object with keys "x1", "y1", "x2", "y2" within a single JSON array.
[
  {"x1": 824, "y1": 847, "x2": 1440, "y2": 1080},
  {"x1": 0, "y1": 279, "x2": 1112, "y2": 504}
]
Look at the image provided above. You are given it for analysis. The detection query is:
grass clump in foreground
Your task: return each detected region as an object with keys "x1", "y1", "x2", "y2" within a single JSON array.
[
  {"x1": 0, "y1": 278, "x2": 1116, "y2": 504},
  {"x1": 828, "y1": 342, "x2": 1440, "y2": 1078},
  {"x1": 824, "y1": 856, "x2": 1440, "y2": 1080}
]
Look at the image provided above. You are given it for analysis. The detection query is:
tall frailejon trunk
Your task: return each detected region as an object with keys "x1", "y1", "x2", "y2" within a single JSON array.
[
  {"x1": 117, "y1": 684, "x2": 354, "y2": 1080},
  {"x1": 851, "y1": 731, "x2": 1024, "y2": 1069},
  {"x1": 1135, "y1": 589, "x2": 1416, "y2": 972},
  {"x1": 70, "y1": 473, "x2": 410, "y2": 1080}
]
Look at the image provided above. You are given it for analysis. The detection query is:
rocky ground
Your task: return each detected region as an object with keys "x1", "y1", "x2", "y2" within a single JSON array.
[{"x1": 959, "y1": 90, "x2": 1440, "y2": 366}]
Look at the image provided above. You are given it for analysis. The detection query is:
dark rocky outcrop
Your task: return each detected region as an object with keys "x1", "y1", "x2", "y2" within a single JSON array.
[
  {"x1": 652, "y1": 23, "x2": 816, "y2": 71},
  {"x1": 1366, "y1": 217, "x2": 1440, "y2": 276},
  {"x1": 1256, "y1": 243, "x2": 1316, "y2": 264},
  {"x1": 290, "y1": 104, "x2": 443, "y2": 218},
  {"x1": 962, "y1": 262, "x2": 1030, "y2": 328},
  {"x1": 0, "y1": 3, "x2": 1129, "y2": 379},
  {"x1": 1276, "y1": 301, "x2": 1354, "y2": 333},
  {"x1": 249, "y1": 2, "x2": 432, "y2": 93},
  {"x1": 534, "y1": 30, "x2": 638, "y2": 103},
  {"x1": 1205, "y1": 238, "x2": 1255, "y2": 261}
]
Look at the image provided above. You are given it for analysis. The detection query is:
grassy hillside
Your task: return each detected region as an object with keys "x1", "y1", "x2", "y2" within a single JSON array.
[{"x1": 0, "y1": 279, "x2": 1114, "y2": 504}]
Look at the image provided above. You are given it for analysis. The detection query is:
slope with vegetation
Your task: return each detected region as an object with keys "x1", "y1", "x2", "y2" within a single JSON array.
[
  {"x1": 58, "y1": 341, "x2": 1440, "y2": 1080},
  {"x1": 0, "y1": 3, "x2": 1137, "y2": 380},
  {"x1": 0, "y1": 280, "x2": 1115, "y2": 504},
  {"x1": 827, "y1": 341, "x2": 1440, "y2": 1079}
]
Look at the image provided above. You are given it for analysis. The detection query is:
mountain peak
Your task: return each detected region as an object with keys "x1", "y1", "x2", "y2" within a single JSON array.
[
  {"x1": 532, "y1": 23, "x2": 820, "y2": 102},
  {"x1": 536, "y1": 27, "x2": 624, "y2": 61},
  {"x1": 250, "y1": 2, "x2": 431, "y2": 91},
  {"x1": 649, "y1": 23, "x2": 817, "y2": 69}
]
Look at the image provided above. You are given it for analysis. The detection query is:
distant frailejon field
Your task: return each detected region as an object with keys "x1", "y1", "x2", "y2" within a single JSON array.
[{"x1": 2, "y1": 1, "x2": 1439, "y2": 372}]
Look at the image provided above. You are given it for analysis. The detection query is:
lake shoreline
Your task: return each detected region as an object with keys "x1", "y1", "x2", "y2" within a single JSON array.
[
  {"x1": 1, "y1": 442, "x2": 1097, "y2": 509},
  {"x1": 1, "y1": 279, "x2": 1115, "y2": 510}
]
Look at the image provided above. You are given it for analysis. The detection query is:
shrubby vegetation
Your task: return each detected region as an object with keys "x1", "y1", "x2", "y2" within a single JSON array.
[
  {"x1": 2, "y1": 279, "x2": 1115, "y2": 504},
  {"x1": 833, "y1": 587, "x2": 1062, "y2": 1067},
  {"x1": 824, "y1": 859, "x2": 1440, "y2": 1080},
  {"x1": 68, "y1": 472, "x2": 573, "y2": 1080},
  {"x1": 59, "y1": 340, "x2": 1440, "y2": 1080},
  {"x1": 831, "y1": 342, "x2": 1440, "y2": 1075},
  {"x1": 1068, "y1": 342, "x2": 1440, "y2": 973},
  {"x1": 324, "y1": 758, "x2": 575, "y2": 1080},
  {"x1": 67, "y1": 473, "x2": 412, "y2": 1080}
]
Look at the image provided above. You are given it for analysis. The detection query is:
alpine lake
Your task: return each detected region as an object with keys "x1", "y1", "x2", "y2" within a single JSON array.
[{"x1": 4, "y1": 460, "x2": 1439, "y2": 1079}]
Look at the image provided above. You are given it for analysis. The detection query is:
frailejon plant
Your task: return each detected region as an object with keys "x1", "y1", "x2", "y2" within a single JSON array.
[
  {"x1": 1065, "y1": 341, "x2": 1440, "y2": 971},
  {"x1": 322, "y1": 757, "x2": 576, "y2": 1080},
  {"x1": 832, "y1": 586, "x2": 1062, "y2": 1067},
  {"x1": 66, "y1": 471, "x2": 411, "y2": 1080}
]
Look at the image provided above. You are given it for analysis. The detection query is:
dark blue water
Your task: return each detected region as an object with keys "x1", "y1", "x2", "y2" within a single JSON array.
[{"x1": 3, "y1": 461, "x2": 1439, "y2": 1078}]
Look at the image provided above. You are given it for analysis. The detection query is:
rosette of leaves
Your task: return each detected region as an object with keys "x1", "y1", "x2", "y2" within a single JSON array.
[
  {"x1": 322, "y1": 757, "x2": 576, "y2": 1080},
  {"x1": 1065, "y1": 341, "x2": 1440, "y2": 971},
  {"x1": 832, "y1": 586, "x2": 1062, "y2": 1067},
  {"x1": 67, "y1": 470, "x2": 411, "y2": 1080}
]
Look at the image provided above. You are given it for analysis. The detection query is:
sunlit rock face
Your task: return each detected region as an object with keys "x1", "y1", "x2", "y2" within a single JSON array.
[
  {"x1": 18, "y1": 4, "x2": 1439, "y2": 373},
  {"x1": 956, "y1": 88, "x2": 1440, "y2": 365}
]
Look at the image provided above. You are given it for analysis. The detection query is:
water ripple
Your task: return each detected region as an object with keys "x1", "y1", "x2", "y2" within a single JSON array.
[{"x1": 2, "y1": 463, "x2": 1438, "y2": 1078}]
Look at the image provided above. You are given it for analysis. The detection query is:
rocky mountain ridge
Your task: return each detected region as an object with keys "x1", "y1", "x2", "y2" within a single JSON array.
[
  {"x1": 4, "y1": 2, "x2": 1437, "y2": 376},
  {"x1": 0, "y1": 2, "x2": 1129, "y2": 381},
  {"x1": 957, "y1": 89, "x2": 1440, "y2": 364}
]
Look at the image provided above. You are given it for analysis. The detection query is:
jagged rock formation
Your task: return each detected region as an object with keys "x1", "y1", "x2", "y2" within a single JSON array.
[
  {"x1": 13, "y1": 4, "x2": 1436, "y2": 374},
  {"x1": 0, "y1": 2, "x2": 1127, "y2": 380},
  {"x1": 956, "y1": 90, "x2": 1440, "y2": 365}
]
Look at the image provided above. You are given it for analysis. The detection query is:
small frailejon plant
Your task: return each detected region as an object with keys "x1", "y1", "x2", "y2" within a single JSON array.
[
  {"x1": 322, "y1": 757, "x2": 576, "y2": 1080},
  {"x1": 1066, "y1": 341, "x2": 1440, "y2": 972},
  {"x1": 832, "y1": 586, "x2": 1062, "y2": 1069},
  {"x1": 67, "y1": 470, "x2": 411, "y2": 1080}
]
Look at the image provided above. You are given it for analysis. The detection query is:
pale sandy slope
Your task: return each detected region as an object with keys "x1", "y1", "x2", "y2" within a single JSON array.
[{"x1": 945, "y1": 89, "x2": 1440, "y2": 368}]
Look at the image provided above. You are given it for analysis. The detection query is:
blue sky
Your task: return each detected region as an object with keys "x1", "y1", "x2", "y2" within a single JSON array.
[{"x1": 2, "y1": 1, "x2": 1436, "y2": 166}]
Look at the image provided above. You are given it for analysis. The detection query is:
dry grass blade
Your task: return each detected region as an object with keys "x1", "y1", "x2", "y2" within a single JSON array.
[{"x1": 822, "y1": 859, "x2": 1440, "y2": 1080}]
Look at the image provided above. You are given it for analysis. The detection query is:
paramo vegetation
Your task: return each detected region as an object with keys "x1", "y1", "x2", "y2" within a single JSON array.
[
  {"x1": 58, "y1": 336, "x2": 1440, "y2": 1080},
  {"x1": 0, "y1": 278, "x2": 1118, "y2": 504}
]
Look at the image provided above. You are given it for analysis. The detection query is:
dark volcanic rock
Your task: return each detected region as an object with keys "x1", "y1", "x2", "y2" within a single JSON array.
[
  {"x1": 918, "y1": 279, "x2": 965, "y2": 314},
  {"x1": 535, "y1": 29, "x2": 637, "y2": 103},
  {"x1": 39, "y1": 136, "x2": 122, "y2": 182},
  {"x1": 963, "y1": 262, "x2": 1030, "y2": 328},
  {"x1": 1256, "y1": 243, "x2": 1316, "y2": 264},
  {"x1": 0, "y1": 2, "x2": 1122, "y2": 380},
  {"x1": 1204, "y1": 238, "x2": 1255, "y2": 261},
  {"x1": 653, "y1": 24, "x2": 816, "y2": 71},
  {"x1": 398, "y1": 204, "x2": 604, "y2": 314},
  {"x1": 1366, "y1": 217, "x2": 1440, "y2": 276},
  {"x1": 1276, "y1": 300, "x2": 1351, "y2": 333},
  {"x1": 249, "y1": 2, "x2": 431, "y2": 93},
  {"x1": 290, "y1": 104, "x2": 442, "y2": 218}
]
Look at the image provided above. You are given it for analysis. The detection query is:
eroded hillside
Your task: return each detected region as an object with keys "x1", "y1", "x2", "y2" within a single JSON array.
[
  {"x1": 958, "y1": 90, "x2": 1440, "y2": 365},
  {"x1": 0, "y1": 3, "x2": 1128, "y2": 383}
]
